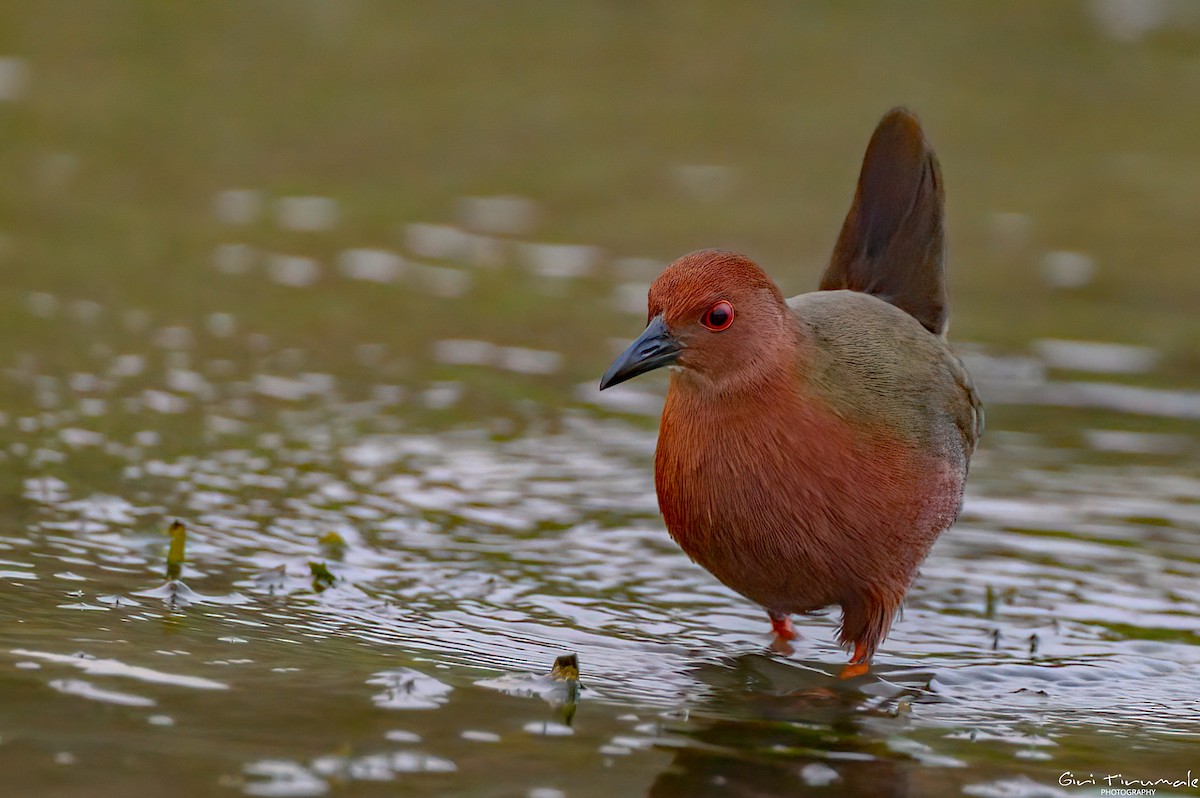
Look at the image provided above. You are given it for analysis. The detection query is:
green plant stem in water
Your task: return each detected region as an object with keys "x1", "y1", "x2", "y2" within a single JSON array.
[{"x1": 166, "y1": 520, "x2": 187, "y2": 581}]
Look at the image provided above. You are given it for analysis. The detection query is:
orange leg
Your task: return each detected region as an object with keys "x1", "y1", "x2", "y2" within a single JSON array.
[
  {"x1": 768, "y1": 612, "x2": 797, "y2": 640},
  {"x1": 838, "y1": 640, "x2": 871, "y2": 679}
]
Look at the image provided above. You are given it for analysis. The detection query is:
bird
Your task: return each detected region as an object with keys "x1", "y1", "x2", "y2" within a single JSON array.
[{"x1": 599, "y1": 108, "x2": 981, "y2": 679}]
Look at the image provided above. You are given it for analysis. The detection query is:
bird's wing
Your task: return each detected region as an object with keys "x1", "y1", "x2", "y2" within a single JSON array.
[
  {"x1": 946, "y1": 349, "x2": 984, "y2": 457},
  {"x1": 790, "y1": 291, "x2": 979, "y2": 464}
]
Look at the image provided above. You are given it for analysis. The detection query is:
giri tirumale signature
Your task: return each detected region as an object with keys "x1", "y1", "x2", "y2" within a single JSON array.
[{"x1": 1059, "y1": 770, "x2": 1199, "y2": 789}]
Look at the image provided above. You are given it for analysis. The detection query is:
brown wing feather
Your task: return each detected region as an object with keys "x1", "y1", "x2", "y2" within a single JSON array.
[{"x1": 820, "y1": 107, "x2": 948, "y2": 335}]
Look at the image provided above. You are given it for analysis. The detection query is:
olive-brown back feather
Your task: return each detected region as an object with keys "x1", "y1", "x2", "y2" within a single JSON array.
[{"x1": 820, "y1": 107, "x2": 947, "y2": 335}]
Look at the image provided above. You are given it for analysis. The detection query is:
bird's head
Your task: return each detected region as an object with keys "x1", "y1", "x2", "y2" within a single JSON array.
[{"x1": 600, "y1": 249, "x2": 793, "y2": 394}]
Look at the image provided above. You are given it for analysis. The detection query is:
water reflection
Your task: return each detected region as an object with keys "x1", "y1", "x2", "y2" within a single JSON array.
[{"x1": 647, "y1": 656, "x2": 926, "y2": 797}]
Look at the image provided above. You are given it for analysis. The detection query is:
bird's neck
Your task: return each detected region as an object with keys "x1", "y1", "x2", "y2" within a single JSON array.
[
  {"x1": 655, "y1": 321, "x2": 859, "y2": 497},
  {"x1": 661, "y1": 347, "x2": 827, "y2": 461}
]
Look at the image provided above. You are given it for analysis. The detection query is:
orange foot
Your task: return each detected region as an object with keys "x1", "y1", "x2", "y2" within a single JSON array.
[
  {"x1": 768, "y1": 613, "x2": 797, "y2": 641},
  {"x1": 838, "y1": 641, "x2": 871, "y2": 680},
  {"x1": 838, "y1": 662, "x2": 870, "y2": 679}
]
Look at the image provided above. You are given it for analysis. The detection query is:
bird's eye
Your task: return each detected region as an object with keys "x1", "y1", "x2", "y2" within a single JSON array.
[{"x1": 701, "y1": 300, "x2": 735, "y2": 331}]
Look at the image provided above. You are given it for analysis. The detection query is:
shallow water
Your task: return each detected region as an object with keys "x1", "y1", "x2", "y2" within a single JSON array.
[
  {"x1": 3, "y1": 3, "x2": 1200, "y2": 797},
  {"x1": 2, "y1": 302, "x2": 1199, "y2": 797}
]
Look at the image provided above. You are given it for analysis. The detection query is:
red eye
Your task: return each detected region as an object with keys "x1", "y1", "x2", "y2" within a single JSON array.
[{"x1": 701, "y1": 300, "x2": 734, "y2": 331}]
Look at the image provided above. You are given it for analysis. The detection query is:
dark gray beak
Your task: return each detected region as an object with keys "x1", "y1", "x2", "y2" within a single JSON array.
[{"x1": 599, "y1": 315, "x2": 683, "y2": 390}]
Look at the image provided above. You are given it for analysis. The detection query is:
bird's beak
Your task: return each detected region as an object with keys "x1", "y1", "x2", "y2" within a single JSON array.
[{"x1": 599, "y1": 315, "x2": 683, "y2": 390}]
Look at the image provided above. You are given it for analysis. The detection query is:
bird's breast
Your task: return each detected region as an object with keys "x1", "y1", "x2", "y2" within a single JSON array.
[{"x1": 653, "y1": 381, "x2": 963, "y2": 613}]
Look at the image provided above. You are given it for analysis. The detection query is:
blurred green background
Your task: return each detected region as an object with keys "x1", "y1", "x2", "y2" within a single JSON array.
[{"x1": 3, "y1": 0, "x2": 1199, "y2": 395}]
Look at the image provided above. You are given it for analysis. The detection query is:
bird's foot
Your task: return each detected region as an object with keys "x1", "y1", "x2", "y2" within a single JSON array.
[
  {"x1": 768, "y1": 613, "x2": 798, "y2": 641},
  {"x1": 838, "y1": 640, "x2": 871, "y2": 680},
  {"x1": 838, "y1": 662, "x2": 870, "y2": 679}
]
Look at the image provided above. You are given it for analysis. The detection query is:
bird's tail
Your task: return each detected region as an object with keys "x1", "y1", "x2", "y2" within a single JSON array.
[{"x1": 820, "y1": 107, "x2": 948, "y2": 335}]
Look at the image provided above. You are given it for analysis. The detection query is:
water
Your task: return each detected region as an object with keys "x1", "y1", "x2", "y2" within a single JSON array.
[
  {"x1": 3, "y1": 298, "x2": 1198, "y2": 797},
  {"x1": 2, "y1": 3, "x2": 1200, "y2": 796}
]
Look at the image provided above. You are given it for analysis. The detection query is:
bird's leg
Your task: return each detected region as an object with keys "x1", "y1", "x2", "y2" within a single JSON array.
[
  {"x1": 767, "y1": 611, "x2": 797, "y2": 641},
  {"x1": 838, "y1": 641, "x2": 871, "y2": 680}
]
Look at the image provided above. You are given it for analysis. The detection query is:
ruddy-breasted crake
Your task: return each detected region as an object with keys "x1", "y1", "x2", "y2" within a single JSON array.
[{"x1": 600, "y1": 108, "x2": 982, "y2": 678}]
